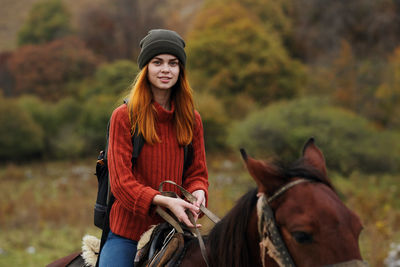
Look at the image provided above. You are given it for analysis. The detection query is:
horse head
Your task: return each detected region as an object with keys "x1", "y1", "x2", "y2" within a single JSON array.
[{"x1": 241, "y1": 138, "x2": 366, "y2": 267}]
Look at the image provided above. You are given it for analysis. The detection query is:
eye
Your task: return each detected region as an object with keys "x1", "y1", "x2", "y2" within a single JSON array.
[
  {"x1": 152, "y1": 60, "x2": 161, "y2": 65},
  {"x1": 169, "y1": 61, "x2": 178, "y2": 67},
  {"x1": 291, "y1": 231, "x2": 313, "y2": 244}
]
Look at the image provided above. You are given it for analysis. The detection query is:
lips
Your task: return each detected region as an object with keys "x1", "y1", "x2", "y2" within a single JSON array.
[{"x1": 159, "y1": 77, "x2": 172, "y2": 83}]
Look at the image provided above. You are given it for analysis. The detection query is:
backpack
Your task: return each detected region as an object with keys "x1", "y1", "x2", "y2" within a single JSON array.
[{"x1": 94, "y1": 105, "x2": 193, "y2": 263}]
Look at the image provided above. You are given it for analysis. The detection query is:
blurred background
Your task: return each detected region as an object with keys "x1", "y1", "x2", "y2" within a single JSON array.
[{"x1": 0, "y1": 0, "x2": 399, "y2": 266}]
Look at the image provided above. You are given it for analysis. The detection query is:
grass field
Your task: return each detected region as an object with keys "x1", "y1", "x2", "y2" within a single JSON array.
[{"x1": 0, "y1": 156, "x2": 399, "y2": 266}]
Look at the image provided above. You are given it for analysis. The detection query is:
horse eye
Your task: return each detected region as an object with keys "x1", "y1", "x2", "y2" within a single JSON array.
[{"x1": 291, "y1": 231, "x2": 313, "y2": 244}]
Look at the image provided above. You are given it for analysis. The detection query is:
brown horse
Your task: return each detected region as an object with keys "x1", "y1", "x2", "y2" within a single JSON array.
[
  {"x1": 179, "y1": 138, "x2": 366, "y2": 267},
  {"x1": 48, "y1": 138, "x2": 366, "y2": 267}
]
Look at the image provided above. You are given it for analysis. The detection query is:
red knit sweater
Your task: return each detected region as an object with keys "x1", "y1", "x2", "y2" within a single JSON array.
[{"x1": 107, "y1": 101, "x2": 209, "y2": 241}]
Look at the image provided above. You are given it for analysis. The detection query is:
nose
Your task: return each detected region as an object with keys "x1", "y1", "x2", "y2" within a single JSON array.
[{"x1": 161, "y1": 63, "x2": 171, "y2": 72}]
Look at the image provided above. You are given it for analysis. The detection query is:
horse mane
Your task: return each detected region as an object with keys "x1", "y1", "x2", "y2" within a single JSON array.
[{"x1": 208, "y1": 188, "x2": 258, "y2": 267}]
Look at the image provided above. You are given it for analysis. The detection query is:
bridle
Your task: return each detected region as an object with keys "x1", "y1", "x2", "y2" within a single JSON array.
[{"x1": 256, "y1": 179, "x2": 368, "y2": 267}]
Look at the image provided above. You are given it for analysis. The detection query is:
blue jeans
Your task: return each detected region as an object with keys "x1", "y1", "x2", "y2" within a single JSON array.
[{"x1": 99, "y1": 231, "x2": 138, "y2": 267}]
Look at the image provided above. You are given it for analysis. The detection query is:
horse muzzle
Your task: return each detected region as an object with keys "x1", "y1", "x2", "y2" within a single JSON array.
[{"x1": 325, "y1": 259, "x2": 369, "y2": 267}]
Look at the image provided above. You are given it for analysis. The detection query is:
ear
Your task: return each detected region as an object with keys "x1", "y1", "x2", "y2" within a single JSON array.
[
  {"x1": 240, "y1": 149, "x2": 283, "y2": 196},
  {"x1": 302, "y1": 138, "x2": 327, "y2": 177}
]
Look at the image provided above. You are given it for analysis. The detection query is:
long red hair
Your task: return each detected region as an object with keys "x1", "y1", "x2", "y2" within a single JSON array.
[{"x1": 126, "y1": 64, "x2": 195, "y2": 146}]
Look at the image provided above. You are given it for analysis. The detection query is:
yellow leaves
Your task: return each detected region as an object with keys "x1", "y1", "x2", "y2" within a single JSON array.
[{"x1": 187, "y1": 0, "x2": 305, "y2": 107}]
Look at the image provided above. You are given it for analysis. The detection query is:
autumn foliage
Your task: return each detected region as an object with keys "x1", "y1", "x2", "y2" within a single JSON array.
[{"x1": 8, "y1": 36, "x2": 100, "y2": 100}]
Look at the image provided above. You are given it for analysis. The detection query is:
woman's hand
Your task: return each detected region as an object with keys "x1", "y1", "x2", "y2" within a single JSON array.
[
  {"x1": 191, "y1": 190, "x2": 206, "y2": 208},
  {"x1": 191, "y1": 190, "x2": 205, "y2": 221},
  {"x1": 152, "y1": 194, "x2": 200, "y2": 227}
]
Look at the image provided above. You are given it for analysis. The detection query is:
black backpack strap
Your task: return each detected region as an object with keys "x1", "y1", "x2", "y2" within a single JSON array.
[
  {"x1": 104, "y1": 120, "x2": 111, "y2": 161},
  {"x1": 182, "y1": 143, "x2": 193, "y2": 183},
  {"x1": 132, "y1": 126, "x2": 145, "y2": 166}
]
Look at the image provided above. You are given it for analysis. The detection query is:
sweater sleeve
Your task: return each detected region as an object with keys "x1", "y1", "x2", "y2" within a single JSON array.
[
  {"x1": 107, "y1": 105, "x2": 160, "y2": 217},
  {"x1": 182, "y1": 110, "x2": 209, "y2": 206}
]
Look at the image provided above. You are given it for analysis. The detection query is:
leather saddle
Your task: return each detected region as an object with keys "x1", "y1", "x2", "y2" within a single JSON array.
[{"x1": 134, "y1": 222, "x2": 195, "y2": 267}]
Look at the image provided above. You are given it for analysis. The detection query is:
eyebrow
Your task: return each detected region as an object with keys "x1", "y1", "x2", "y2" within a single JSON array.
[{"x1": 153, "y1": 56, "x2": 178, "y2": 62}]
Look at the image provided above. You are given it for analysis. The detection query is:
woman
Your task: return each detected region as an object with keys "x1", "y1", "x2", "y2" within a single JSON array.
[{"x1": 99, "y1": 29, "x2": 209, "y2": 266}]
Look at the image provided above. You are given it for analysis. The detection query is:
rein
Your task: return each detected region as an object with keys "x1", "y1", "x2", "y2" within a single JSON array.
[{"x1": 156, "y1": 180, "x2": 220, "y2": 267}]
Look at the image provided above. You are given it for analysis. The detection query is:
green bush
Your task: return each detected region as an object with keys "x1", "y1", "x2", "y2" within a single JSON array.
[
  {"x1": 78, "y1": 95, "x2": 118, "y2": 153},
  {"x1": 17, "y1": 0, "x2": 72, "y2": 46},
  {"x1": 195, "y1": 92, "x2": 230, "y2": 153},
  {"x1": 17, "y1": 96, "x2": 86, "y2": 158},
  {"x1": 0, "y1": 97, "x2": 44, "y2": 161},
  {"x1": 228, "y1": 97, "x2": 400, "y2": 174},
  {"x1": 80, "y1": 60, "x2": 138, "y2": 100},
  {"x1": 17, "y1": 95, "x2": 57, "y2": 135},
  {"x1": 48, "y1": 97, "x2": 85, "y2": 158}
]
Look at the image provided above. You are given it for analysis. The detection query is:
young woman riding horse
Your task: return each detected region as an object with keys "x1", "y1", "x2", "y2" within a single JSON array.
[
  {"x1": 99, "y1": 29, "x2": 209, "y2": 266},
  {"x1": 47, "y1": 139, "x2": 367, "y2": 266}
]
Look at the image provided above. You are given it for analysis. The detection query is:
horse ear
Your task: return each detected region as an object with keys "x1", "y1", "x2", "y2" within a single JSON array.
[
  {"x1": 302, "y1": 138, "x2": 327, "y2": 177},
  {"x1": 240, "y1": 148, "x2": 281, "y2": 195}
]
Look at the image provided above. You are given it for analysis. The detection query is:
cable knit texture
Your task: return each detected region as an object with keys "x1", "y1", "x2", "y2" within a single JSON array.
[{"x1": 107, "y1": 102, "x2": 209, "y2": 241}]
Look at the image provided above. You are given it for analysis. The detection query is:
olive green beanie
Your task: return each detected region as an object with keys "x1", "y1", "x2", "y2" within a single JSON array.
[{"x1": 137, "y1": 29, "x2": 186, "y2": 69}]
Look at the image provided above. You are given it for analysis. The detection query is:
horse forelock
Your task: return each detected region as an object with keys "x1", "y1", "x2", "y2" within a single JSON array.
[
  {"x1": 208, "y1": 188, "x2": 259, "y2": 267},
  {"x1": 275, "y1": 159, "x2": 336, "y2": 193}
]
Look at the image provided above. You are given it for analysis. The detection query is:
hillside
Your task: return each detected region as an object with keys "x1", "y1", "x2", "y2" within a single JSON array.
[{"x1": 0, "y1": 0, "x2": 108, "y2": 51}]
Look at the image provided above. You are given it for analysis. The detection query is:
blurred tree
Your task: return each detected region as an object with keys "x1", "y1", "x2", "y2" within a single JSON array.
[
  {"x1": 187, "y1": 1, "x2": 305, "y2": 108},
  {"x1": 17, "y1": 0, "x2": 72, "y2": 46},
  {"x1": 77, "y1": 0, "x2": 165, "y2": 61},
  {"x1": 80, "y1": 60, "x2": 138, "y2": 99},
  {"x1": 0, "y1": 52, "x2": 14, "y2": 96},
  {"x1": 8, "y1": 36, "x2": 100, "y2": 100},
  {"x1": 228, "y1": 97, "x2": 400, "y2": 175},
  {"x1": 157, "y1": 0, "x2": 205, "y2": 35},
  {"x1": 78, "y1": 95, "x2": 117, "y2": 152},
  {"x1": 375, "y1": 46, "x2": 400, "y2": 129},
  {"x1": 16, "y1": 95, "x2": 91, "y2": 159},
  {"x1": 77, "y1": 7, "x2": 119, "y2": 61},
  {"x1": 195, "y1": 92, "x2": 229, "y2": 152},
  {"x1": 310, "y1": 40, "x2": 390, "y2": 128},
  {"x1": 231, "y1": 0, "x2": 293, "y2": 47},
  {"x1": 50, "y1": 97, "x2": 85, "y2": 158},
  {"x1": 0, "y1": 96, "x2": 44, "y2": 161},
  {"x1": 290, "y1": 0, "x2": 400, "y2": 62},
  {"x1": 331, "y1": 41, "x2": 359, "y2": 110},
  {"x1": 17, "y1": 95, "x2": 57, "y2": 156}
]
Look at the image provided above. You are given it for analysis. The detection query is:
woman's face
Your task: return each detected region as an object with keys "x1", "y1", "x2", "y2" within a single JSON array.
[{"x1": 147, "y1": 54, "x2": 180, "y2": 92}]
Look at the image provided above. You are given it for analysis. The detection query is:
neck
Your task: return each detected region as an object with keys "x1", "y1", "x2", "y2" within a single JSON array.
[{"x1": 152, "y1": 87, "x2": 171, "y2": 110}]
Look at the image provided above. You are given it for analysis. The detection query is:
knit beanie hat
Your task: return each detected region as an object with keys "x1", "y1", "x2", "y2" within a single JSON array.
[{"x1": 137, "y1": 29, "x2": 186, "y2": 69}]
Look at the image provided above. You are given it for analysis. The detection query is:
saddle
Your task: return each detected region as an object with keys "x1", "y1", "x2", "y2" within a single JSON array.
[
  {"x1": 134, "y1": 222, "x2": 195, "y2": 267},
  {"x1": 139, "y1": 180, "x2": 221, "y2": 267}
]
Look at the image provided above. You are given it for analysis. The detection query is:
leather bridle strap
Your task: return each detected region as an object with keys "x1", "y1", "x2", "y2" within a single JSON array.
[
  {"x1": 158, "y1": 180, "x2": 221, "y2": 223},
  {"x1": 258, "y1": 179, "x2": 311, "y2": 267},
  {"x1": 267, "y1": 179, "x2": 311, "y2": 204},
  {"x1": 155, "y1": 180, "x2": 221, "y2": 267}
]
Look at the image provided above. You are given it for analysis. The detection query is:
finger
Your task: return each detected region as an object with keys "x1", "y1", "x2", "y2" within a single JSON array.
[
  {"x1": 196, "y1": 198, "x2": 203, "y2": 207},
  {"x1": 192, "y1": 212, "x2": 199, "y2": 222},
  {"x1": 181, "y1": 215, "x2": 194, "y2": 228},
  {"x1": 184, "y1": 201, "x2": 200, "y2": 213},
  {"x1": 200, "y1": 198, "x2": 206, "y2": 207}
]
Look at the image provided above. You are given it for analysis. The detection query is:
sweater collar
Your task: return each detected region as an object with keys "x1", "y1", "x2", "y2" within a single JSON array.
[{"x1": 153, "y1": 100, "x2": 175, "y2": 122}]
